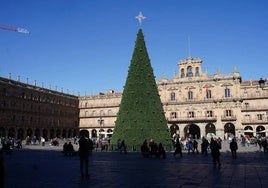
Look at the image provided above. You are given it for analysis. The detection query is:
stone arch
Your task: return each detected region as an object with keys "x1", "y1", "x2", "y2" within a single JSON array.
[
  {"x1": 99, "y1": 129, "x2": 105, "y2": 139},
  {"x1": 26, "y1": 128, "x2": 33, "y2": 137},
  {"x1": 0, "y1": 127, "x2": 6, "y2": 137},
  {"x1": 8, "y1": 128, "x2": 15, "y2": 138},
  {"x1": 67, "y1": 129, "x2": 72, "y2": 138},
  {"x1": 107, "y1": 129, "x2": 113, "y2": 138},
  {"x1": 56, "y1": 129, "x2": 61, "y2": 138},
  {"x1": 50, "y1": 129, "x2": 55, "y2": 139},
  {"x1": 62, "y1": 129, "x2": 67, "y2": 138},
  {"x1": 244, "y1": 126, "x2": 254, "y2": 137},
  {"x1": 80, "y1": 129, "x2": 89, "y2": 138},
  {"x1": 34, "y1": 128, "x2": 41, "y2": 139},
  {"x1": 224, "y1": 123, "x2": 235, "y2": 136},
  {"x1": 42, "y1": 129, "x2": 48, "y2": 141},
  {"x1": 17, "y1": 128, "x2": 24, "y2": 140},
  {"x1": 91, "y1": 129, "x2": 97, "y2": 138},
  {"x1": 184, "y1": 124, "x2": 200, "y2": 139},
  {"x1": 205, "y1": 123, "x2": 216, "y2": 137},
  {"x1": 256, "y1": 125, "x2": 266, "y2": 137}
]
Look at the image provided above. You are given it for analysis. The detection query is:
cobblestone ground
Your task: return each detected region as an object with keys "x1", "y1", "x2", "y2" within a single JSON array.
[{"x1": 2, "y1": 140, "x2": 268, "y2": 188}]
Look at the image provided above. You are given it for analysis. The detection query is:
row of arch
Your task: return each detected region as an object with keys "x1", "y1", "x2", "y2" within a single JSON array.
[
  {"x1": 169, "y1": 123, "x2": 267, "y2": 139},
  {"x1": 0, "y1": 127, "x2": 78, "y2": 141}
]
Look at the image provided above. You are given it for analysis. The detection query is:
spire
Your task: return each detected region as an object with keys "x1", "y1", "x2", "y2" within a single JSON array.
[{"x1": 111, "y1": 29, "x2": 171, "y2": 148}]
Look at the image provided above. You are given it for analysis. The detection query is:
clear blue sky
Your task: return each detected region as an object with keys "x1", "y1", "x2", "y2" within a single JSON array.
[{"x1": 1, "y1": 0, "x2": 268, "y2": 95}]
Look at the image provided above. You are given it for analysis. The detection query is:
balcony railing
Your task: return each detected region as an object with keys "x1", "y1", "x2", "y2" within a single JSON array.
[
  {"x1": 80, "y1": 113, "x2": 118, "y2": 118},
  {"x1": 167, "y1": 115, "x2": 217, "y2": 123},
  {"x1": 241, "y1": 105, "x2": 268, "y2": 112},
  {"x1": 221, "y1": 115, "x2": 237, "y2": 121},
  {"x1": 242, "y1": 117, "x2": 268, "y2": 124}
]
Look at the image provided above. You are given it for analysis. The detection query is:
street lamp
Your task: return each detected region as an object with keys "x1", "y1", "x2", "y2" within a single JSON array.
[{"x1": 259, "y1": 78, "x2": 266, "y2": 89}]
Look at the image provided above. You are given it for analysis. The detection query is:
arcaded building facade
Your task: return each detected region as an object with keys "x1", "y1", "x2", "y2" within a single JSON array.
[
  {"x1": 79, "y1": 57, "x2": 268, "y2": 139},
  {"x1": 0, "y1": 76, "x2": 79, "y2": 140}
]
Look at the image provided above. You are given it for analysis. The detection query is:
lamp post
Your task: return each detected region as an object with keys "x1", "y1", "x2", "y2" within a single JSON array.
[{"x1": 259, "y1": 78, "x2": 266, "y2": 89}]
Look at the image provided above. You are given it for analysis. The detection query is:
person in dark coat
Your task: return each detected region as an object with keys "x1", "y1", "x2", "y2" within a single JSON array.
[
  {"x1": 78, "y1": 136, "x2": 93, "y2": 178},
  {"x1": 201, "y1": 137, "x2": 209, "y2": 156},
  {"x1": 230, "y1": 138, "x2": 238, "y2": 159},
  {"x1": 173, "y1": 138, "x2": 182, "y2": 157},
  {"x1": 210, "y1": 138, "x2": 221, "y2": 167}
]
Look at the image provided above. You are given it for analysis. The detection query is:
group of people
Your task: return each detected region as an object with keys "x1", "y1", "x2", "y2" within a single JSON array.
[{"x1": 141, "y1": 139, "x2": 166, "y2": 158}]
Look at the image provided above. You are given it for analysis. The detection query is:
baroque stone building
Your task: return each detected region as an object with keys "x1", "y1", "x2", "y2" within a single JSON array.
[
  {"x1": 79, "y1": 57, "x2": 268, "y2": 139},
  {"x1": 0, "y1": 76, "x2": 79, "y2": 140}
]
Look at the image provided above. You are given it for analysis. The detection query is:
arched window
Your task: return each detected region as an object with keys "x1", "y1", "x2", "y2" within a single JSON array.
[
  {"x1": 181, "y1": 68, "x2": 185, "y2": 78},
  {"x1": 186, "y1": 66, "x2": 193, "y2": 77},
  {"x1": 195, "y1": 67, "x2": 200, "y2": 76}
]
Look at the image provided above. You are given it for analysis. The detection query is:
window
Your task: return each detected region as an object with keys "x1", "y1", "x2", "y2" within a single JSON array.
[
  {"x1": 170, "y1": 92, "x2": 176, "y2": 101},
  {"x1": 207, "y1": 111, "x2": 213, "y2": 117},
  {"x1": 256, "y1": 90, "x2": 260, "y2": 97},
  {"x1": 225, "y1": 110, "x2": 232, "y2": 117},
  {"x1": 225, "y1": 88, "x2": 231, "y2": 98},
  {"x1": 188, "y1": 111, "x2": 194, "y2": 118},
  {"x1": 195, "y1": 67, "x2": 200, "y2": 76},
  {"x1": 188, "y1": 91, "x2": 193, "y2": 100},
  {"x1": 85, "y1": 111, "x2": 88, "y2": 117},
  {"x1": 245, "y1": 114, "x2": 250, "y2": 120},
  {"x1": 206, "y1": 89, "x2": 212, "y2": 99},
  {"x1": 186, "y1": 66, "x2": 193, "y2": 77},
  {"x1": 257, "y1": 114, "x2": 263, "y2": 120},
  {"x1": 171, "y1": 112, "x2": 177, "y2": 119},
  {"x1": 181, "y1": 68, "x2": 185, "y2": 78}
]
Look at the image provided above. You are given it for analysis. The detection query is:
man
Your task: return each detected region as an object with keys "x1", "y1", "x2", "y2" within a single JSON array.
[
  {"x1": 78, "y1": 136, "x2": 93, "y2": 178},
  {"x1": 230, "y1": 138, "x2": 238, "y2": 159},
  {"x1": 210, "y1": 138, "x2": 221, "y2": 167}
]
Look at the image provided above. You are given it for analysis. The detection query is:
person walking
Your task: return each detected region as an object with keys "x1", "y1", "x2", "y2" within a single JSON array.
[
  {"x1": 78, "y1": 136, "x2": 93, "y2": 178},
  {"x1": 173, "y1": 138, "x2": 182, "y2": 157},
  {"x1": 210, "y1": 138, "x2": 221, "y2": 167},
  {"x1": 230, "y1": 138, "x2": 238, "y2": 159},
  {"x1": 201, "y1": 137, "x2": 209, "y2": 156}
]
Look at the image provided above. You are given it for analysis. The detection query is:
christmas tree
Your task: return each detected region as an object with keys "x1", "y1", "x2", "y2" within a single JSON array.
[{"x1": 111, "y1": 29, "x2": 171, "y2": 149}]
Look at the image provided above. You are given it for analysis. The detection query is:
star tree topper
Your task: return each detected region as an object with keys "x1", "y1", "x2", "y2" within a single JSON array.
[{"x1": 135, "y1": 11, "x2": 146, "y2": 26}]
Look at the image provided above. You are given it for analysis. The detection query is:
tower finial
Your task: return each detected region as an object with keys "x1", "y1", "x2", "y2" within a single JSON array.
[{"x1": 135, "y1": 12, "x2": 146, "y2": 26}]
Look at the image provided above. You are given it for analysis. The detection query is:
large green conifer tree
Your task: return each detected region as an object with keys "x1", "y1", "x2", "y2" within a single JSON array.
[{"x1": 111, "y1": 29, "x2": 171, "y2": 148}]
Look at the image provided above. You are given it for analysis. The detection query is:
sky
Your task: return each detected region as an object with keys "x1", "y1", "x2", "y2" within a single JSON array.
[{"x1": 1, "y1": 0, "x2": 268, "y2": 96}]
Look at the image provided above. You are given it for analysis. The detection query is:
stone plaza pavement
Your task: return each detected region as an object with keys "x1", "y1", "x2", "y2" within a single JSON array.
[{"x1": 2, "y1": 141, "x2": 268, "y2": 188}]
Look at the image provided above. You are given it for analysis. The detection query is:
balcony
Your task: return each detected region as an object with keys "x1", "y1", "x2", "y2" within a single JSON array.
[
  {"x1": 221, "y1": 115, "x2": 237, "y2": 121},
  {"x1": 80, "y1": 113, "x2": 117, "y2": 118},
  {"x1": 167, "y1": 115, "x2": 217, "y2": 123},
  {"x1": 241, "y1": 105, "x2": 268, "y2": 112},
  {"x1": 242, "y1": 117, "x2": 268, "y2": 125}
]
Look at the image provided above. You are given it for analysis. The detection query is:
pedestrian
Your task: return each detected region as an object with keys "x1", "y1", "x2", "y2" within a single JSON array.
[
  {"x1": 210, "y1": 138, "x2": 221, "y2": 167},
  {"x1": 193, "y1": 140, "x2": 199, "y2": 153},
  {"x1": 201, "y1": 137, "x2": 209, "y2": 156},
  {"x1": 78, "y1": 136, "x2": 93, "y2": 178},
  {"x1": 187, "y1": 139, "x2": 194, "y2": 154},
  {"x1": 230, "y1": 138, "x2": 238, "y2": 159},
  {"x1": 173, "y1": 138, "x2": 182, "y2": 157},
  {"x1": 158, "y1": 143, "x2": 166, "y2": 158},
  {"x1": 120, "y1": 140, "x2": 127, "y2": 154}
]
